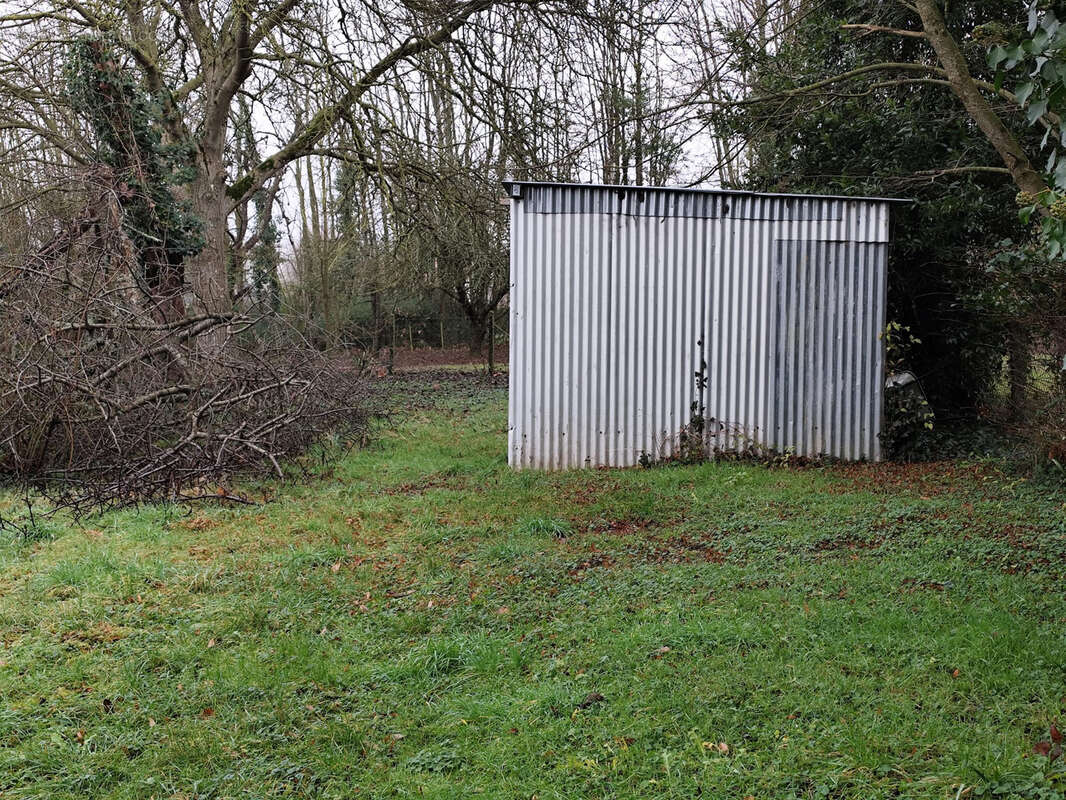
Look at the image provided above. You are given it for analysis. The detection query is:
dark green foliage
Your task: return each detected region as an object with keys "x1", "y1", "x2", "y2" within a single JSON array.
[
  {"x1": 720, "y1": 0, "x2": 1037, "y2": 413},
  {"x1": 984, "y1": 5, "x2": 1066, "y2": 462},
  {"x1": 990, "y1": 3, "x2": 1066, "y2": 259},
  {"x1": 249, "y1": 193, "x2": 281, "y2": 314},
  {"x1": 65, "y1": 37, "x2": 202, "y2": 297},
  {"x1": 880, "y1": 323, "x2": 936, "y2": 460}
]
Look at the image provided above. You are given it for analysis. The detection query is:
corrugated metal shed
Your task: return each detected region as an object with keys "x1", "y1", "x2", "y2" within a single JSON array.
[{"x1": 506, "y1": 181, "x2": 907, "y2": 469}]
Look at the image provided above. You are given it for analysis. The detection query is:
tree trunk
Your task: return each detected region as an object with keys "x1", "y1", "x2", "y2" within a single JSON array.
[
  {"x1": 914, "y1": 0, "x2": 1049, "y2": 198},
  {"x1": 438, "y1": 290, "x2": 447, "y2": 348},
  {"x1": 468, "y1": 315, "x2": 487, "y2": 356},
  {"x1": 187, "y1": 143, "x2": 233, "y2": 320},
  {"x1": 371, "y1": 290, "x2": 382, "y2": 352}
]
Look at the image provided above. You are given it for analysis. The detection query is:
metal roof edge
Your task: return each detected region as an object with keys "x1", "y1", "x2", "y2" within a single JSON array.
[{"x1": 501, "y1": 180, "x2": 915, "y2": 205}]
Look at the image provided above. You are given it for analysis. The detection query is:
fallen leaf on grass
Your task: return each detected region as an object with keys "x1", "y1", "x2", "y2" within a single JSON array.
[
  {"x1": 1034, "y1": 724, "x2": 1063, "y2": 762},
  {"x1": 576, "y1": 692, "x2": 605, "y2": 710},
  {"x1": 179, "y1": 516, "x2": 216, "y2": 532}
]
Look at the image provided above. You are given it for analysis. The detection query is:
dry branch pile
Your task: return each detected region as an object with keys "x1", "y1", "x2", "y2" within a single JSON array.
[{"x1": 0, "y1": 173, "x2": 369, "y2": 521}]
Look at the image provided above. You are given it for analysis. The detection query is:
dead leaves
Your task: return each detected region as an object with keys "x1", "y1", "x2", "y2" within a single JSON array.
[
  {"x1": 824, "y1": 461, "x2": 991, "y2": 498},
  {"x1": 177, "y1": 516, "x2": 218, "y2": 532},
  {"x1": 1033, "y1": 722, "x2": 1063, "y2": 763},
  {"x1": 187, "y1": 545, "x2": 215, "y2": 561},
  {"x1": 564, "y1": 533, "x2": 728, "y2": 580},
  {"x1": 576, "y1": 692, "x2": 605, "y2": 710}
]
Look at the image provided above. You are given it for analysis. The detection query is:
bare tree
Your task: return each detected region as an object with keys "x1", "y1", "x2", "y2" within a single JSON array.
[{"x1": 0, "y1": 0, "x2": 541, "y2": 324}]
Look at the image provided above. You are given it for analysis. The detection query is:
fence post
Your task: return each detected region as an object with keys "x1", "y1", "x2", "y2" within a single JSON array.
[
  {"x1": 439, "y1": 291, "x2": 446, "y2": 348},
  {"x1": 387, "y1": 316, "x2": 396, "y2": 376}
]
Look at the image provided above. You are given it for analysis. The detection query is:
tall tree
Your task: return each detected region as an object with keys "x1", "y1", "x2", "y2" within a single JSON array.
[
  {"x1": 714, "y1": 0, "x2": 1039, "y2": 409},
  {"x1": 0, "y1": 0, "x2": 534, "y2": 321}
]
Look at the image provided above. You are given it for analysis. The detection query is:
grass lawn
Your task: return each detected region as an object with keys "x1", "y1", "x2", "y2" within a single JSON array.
[{"x1": 2, "y1": 374, "x2": 1066, "y2": 799}]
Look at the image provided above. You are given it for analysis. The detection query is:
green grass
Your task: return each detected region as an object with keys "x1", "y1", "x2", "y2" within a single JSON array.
[{"x1": 2, "y1": 377, "x2": 1066, "y2": 798}]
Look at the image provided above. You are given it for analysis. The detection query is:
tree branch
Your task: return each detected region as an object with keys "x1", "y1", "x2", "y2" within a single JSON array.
[
  {"x1": 225, "y1": 0, "x2": 515, "y2": 207},
  {"x1": 913, "y1": 0, "x2": 1048, "y2": 198},
  {"x1": 841, "y1": 23, "x2": 927, "y2": 39}
]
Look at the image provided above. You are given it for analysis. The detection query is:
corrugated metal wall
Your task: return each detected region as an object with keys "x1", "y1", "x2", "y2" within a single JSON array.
[{"x1": 507, "y1": 182, "x2": 892, "y2": 469}]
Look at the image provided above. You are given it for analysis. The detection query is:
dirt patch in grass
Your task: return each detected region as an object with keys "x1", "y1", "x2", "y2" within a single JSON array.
[
  {"x1": 582, "y1": 517, "x2": 658, "y2": 536},
  {"x1": 556, "y1": 478, "x2": 625, "y2": 508},
  {"x1": 900, "y1": 577, "x2": 951, "y2": 593},
  {"x1": 186, "y1": 545, "x2": 218, "y2": 561},
  {"x1": 568, "y1": 550, "x2": 617, "y2": 577},
  {"x1": 381, "y1": 474, "x2": 468, "y2": 496},
  {"x1": 172, "y1": 515, "x2": 221, "y2": 532},
  {"x1": 811, "y1": 534, "x2": 885, "y2": 553},
  {"x1": 333, "y1": 345, "x2": 506, "y2": 372},
  {"x1": 642, "y1": 532, "x2": 729, "y2": 564},
  {"x1": 822, "y1": 461, "x2": 1000, "y2": 497},
  {"x1": 983, "y1": 521, "x2": 1066, "y2": 577},
  {"x1": 390, "y1": 346, "x2": 508, "y2": 370},
  {"x1": 61, "y1": 621, "x2": 129, "y2": 650},
  {"x1": 564, "y1": 530, "x2": 729, "y2": 573}
]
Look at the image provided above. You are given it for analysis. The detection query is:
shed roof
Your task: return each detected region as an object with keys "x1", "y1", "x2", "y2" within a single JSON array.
[{"x1": 502, "y1": 180, "x2": 914, "y2": 206}]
